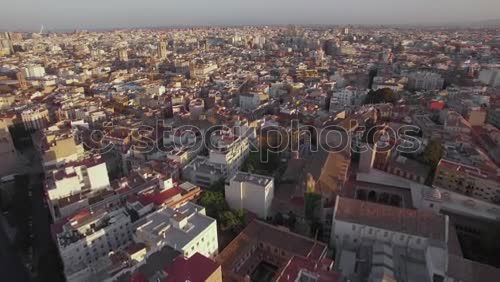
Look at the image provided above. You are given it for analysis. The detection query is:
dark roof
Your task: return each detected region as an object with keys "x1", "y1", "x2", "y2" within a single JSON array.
[{"x1": 447, "y1": 255, "x2": 500, "y2": 282}]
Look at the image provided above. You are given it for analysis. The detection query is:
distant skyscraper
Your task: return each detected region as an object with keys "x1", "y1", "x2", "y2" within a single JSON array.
[
  {"x1": 157, "y1": 41, "x2": 167, "y2": 59},
  {"x1": 118, "y1": 48, "x2": 128, "y2": 62}
]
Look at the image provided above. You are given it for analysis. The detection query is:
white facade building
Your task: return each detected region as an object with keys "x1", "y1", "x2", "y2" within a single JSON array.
[
  {"x1": 135, "y1": 201, "x2": 218, "y2": 259},
  {"x1": 47, "y1": 156, "x2": 110, "y2": 202},
  {"x1": 225, "y1": 172, "x2": 274, "y2": 219},
  {"x1": 407, "y1": 72, "x2": 444, "y2": 91},
  {"x1": 208, "y1": 135, "x2": 250, "y2": 176},
  {"x1": 23, "y1": 64, "x2": 46, "y2": 78},
  {"x1": 55, "y1": 208, "x2": 133, "y2": 279},
  {"x1": 21, "y1": 105, "x2": 50, "y2": 130},
  {"x1": 182, "y1": 126, "x2": 253, "y2": 187},
  {"x1": 331, "y1": 87, "x2": 360, "y2": 107}
]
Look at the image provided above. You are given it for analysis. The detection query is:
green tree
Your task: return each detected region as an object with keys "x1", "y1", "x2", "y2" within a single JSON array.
[
  {"x1": 419, "y1": 139, "x2": 443, "y2": 166},
  {"x1": 199, "y1": 191, "x2": 227, "y2": 218},
  {"x1": 241, "y1": 150, "x2": 280, "y2": 176},
  {"x1": 207, "y1": 178, "x2": 225, "y2": 192},
  {"x1": 418, "y1": 139, "x2": 443, "y2": 185},
  {"x1": 304, "y1": 192, "x2": 321, "y2": 221},
  {"x1": 220, "y1": 210, "x2": 245, "y2": 233},
  {"x1": 363, "y1": 88, "x2": 398, "y2": 105}
]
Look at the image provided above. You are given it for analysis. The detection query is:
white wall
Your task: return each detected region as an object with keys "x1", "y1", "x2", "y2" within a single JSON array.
[
  {"x1": 87, "y1": 162, "x2": 110, "y2": 190},
  {"x1": 225, "y1": 176, "x2": 274, "y2": 219}
]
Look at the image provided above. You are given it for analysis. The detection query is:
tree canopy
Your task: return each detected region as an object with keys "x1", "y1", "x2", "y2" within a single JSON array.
[
  {"x1": 199, "y1": 191, "x2": 228, "y2": 218},
  {"x1": 363, "y1": 88, "x2": 398, "y2": 105},
  {"x1": 241, "y1": 150, "x2": 280, "y2": 176},
  {"x1": 417, "y1": 139, "x2": 444, "y2": 185},
  {"x1": 419, "y1": 139, "x2": 443, "y2": 167},
  {"x1": 199, "y1": 191, "x2": 245, "y2": 235}
]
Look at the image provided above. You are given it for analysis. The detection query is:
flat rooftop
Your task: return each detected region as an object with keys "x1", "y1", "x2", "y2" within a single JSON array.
[
  {"x1": 136, "y1": 202, "x2": 214, "y2": 249},
  {"x1": 231, "y1": 171, "x2": 273, "y2": 187}
]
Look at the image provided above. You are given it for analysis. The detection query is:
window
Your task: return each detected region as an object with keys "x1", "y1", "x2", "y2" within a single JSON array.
[
  {"x1": 352, "y1": 225, "x2": 356, "y2": 231},
  {"x1": 384, "y1": 231, "x2": 388, "y2": 237},
  {"x1": 400, "y1": 234, "x2": 405, "y2": 240}
]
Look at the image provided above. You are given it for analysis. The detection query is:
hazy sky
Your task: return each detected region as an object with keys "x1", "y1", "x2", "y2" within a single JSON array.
[{"x1": 1, "y1": 0, "x2": 499, "y2": 31}]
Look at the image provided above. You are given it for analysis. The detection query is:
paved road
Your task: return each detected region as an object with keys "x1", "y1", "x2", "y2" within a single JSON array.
[
  {"x1": 0, "y1": 214, "x2": 32, "y2": 282},
  {"x1": 28, "y1": 151, "x2": 65, "y2": 282}
]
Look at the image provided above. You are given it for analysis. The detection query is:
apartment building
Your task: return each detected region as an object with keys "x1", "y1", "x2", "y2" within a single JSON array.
[
  {"x1": 135, "y1": 201, "x2": 218, "y2": 259},
  {"x1": 183, "y1": 132, "x2": 251, "y2": 187},
  {"x1": 21, "y1": 105, "x2": 50, "y2": 130},
  {"x1": 208, "y1": 134, "x2": 250, "y2": 176},
  {"x1": 46, "y1": 156, "x2": 110, "y2": 200},
  {"x1": 42, "y1": 136, "x2": 85, "y2": 170},
  {"x1": 189, "y1": 61, "x2": 218, "y2": 79},
  {"x1": 433, "y1": 159, "x2": 500, "y2": 204},
  {"x1": 225, "y1": 172, "x2": 274, "y2": 219},
  {"x1": 22, "y1": 64, "x2": 46, "y2": 78},
  {"x1": 331, "y1": 86, "x2": 362, "y2": 107},
  {"x1": 46, "y1": 155, "x2": 110, "y2": 218},
  {"x1": 53, "y1": 208, "x2": 134, "y2": 280},
  {"x1": 407, "y1": 72, "x2": 444, "y2": 91}
]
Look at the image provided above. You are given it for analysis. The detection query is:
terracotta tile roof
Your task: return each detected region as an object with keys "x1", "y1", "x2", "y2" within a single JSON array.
[
  {"x1": 335, "y1": 197, "x2": 446, "y2": 241},
  {"x1": 216, "y1": 220, "x2": 327, "y2": 280},
  {"x1": 164, "y1": 253, "x2": 220, "y2": 282}
]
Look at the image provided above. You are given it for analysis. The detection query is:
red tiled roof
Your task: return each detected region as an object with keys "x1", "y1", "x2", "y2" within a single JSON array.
[
  {"x1": 335, "y1": 197, "x2": 446, "y2": 241},
  {"x1": 164, "y1": 253, "x2": 219, "y2": 282},
  {"x1": 129, "y1": 273, "x2": 147, "y2": 282},
  {"x1": 137, "y1": 187, "x2": 182, "y2": 206}
]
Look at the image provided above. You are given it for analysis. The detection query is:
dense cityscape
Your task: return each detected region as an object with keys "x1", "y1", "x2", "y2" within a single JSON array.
[{"x1": 0, "y1": 23, "x2": 500, "y2": 282}]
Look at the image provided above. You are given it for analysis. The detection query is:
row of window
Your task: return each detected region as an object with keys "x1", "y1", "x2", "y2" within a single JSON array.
[{"x1": 348, "y1": 225, "x2": 422, "y2": 244}]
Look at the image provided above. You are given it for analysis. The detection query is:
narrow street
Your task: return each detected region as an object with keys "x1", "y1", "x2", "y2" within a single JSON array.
[
  {"x1": 0, "y1": 219, "x2": 31, "y2": 282},
  {"x1": 28, "y1": 150, "x2": 65, "y2": 282}
]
